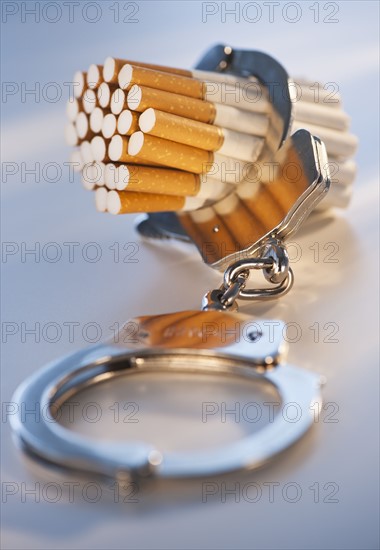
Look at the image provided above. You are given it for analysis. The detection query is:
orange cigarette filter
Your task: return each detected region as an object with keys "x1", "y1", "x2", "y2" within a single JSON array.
[
  {"x1": 214, "y1": 194, "x2": 265, "y2": 250},
  {"x1": 237, "y1": 182, "x2": 285, "y2": 230},
  {"x1": 108, "y1": 135, "x2": 162, "y2": 166},
  {"x1": 139, "y1": 108, "x2": 224, "y2": 151},
  {"x1": 264, "y1": 144, "x2": 310, "y2": 212},
  {"x1": 119, "y1": 64, "x2": 205, "y2": 99},
  {"x1": 184, "y1": 208, "x2": 240, "y2": 264},
  {"x1": 124, "y1": 165, "x2": 200, "y2": 196},
  {"x1": 128, "y1": 132, "x2": 213, "y2": 174},
  {"x1": 108, "y1": 190, "x2": 185, "y2": 214},
  {"x1": 128, "y1": 85, "x2": 216, "y2": 123}
]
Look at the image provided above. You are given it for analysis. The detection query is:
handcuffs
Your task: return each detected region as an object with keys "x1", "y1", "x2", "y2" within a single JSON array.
[{"x1": 11, "y1": 45, "x2": 342, "y2": 482}]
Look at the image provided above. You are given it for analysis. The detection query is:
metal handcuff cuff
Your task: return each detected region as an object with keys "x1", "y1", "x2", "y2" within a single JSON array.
[{"x1": 12, "y1": 45, "x2": 344, "y2": 482}]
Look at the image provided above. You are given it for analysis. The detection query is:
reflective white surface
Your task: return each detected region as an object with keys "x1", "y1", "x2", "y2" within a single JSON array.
[{"x1": 1, "y1": 1, "x2": 379, "y2": 549}]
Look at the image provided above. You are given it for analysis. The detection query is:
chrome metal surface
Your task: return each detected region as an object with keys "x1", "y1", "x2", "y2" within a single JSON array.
[
  {"x1": 223, "y1": 257, "x2": 294, "y2": 301},
  {"x1": 11, "y1": 310, "x2": 321, "y2": 481}
]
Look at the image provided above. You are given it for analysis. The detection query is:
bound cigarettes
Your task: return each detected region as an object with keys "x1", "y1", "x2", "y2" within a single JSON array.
[
  {"x1": 139, "y1": 108, "x2": 265, "y2": 161},
  {"x1": 118, "y1": 64, "x2": 273, "y2": 114},
  {"x1": 67, "y1": 54, "x2": 357, "y2": 222},
  {"x1": 128, "y1": 85, "x2": 270, "y2": 136},
  {"x1": 127, "y1": 132, "x2": 258, "y2": 177}
]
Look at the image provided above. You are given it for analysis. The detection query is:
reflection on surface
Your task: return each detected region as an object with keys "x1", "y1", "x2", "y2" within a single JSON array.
[{"x1": 57, "y1": 371, "x2": 281, "y2": 452}]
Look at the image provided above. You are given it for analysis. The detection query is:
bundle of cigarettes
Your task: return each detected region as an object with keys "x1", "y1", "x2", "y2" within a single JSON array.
[{"x1": 65, "y1": 56, "x2": 358, "y2": 227}]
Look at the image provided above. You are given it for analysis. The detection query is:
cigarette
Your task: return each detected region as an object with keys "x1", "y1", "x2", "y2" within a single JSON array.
[
  {"x1": 102, "y1": 113, "x2": 117, "y2": 139},
  {"x1": 94, "y1": 59, "x2": 343, "y2": 116},
  {"x1": 112, "y1": 164, "x2": 229, "y2": 203},
  {"x1": 118, "y1": 64, "x2": 206, "y2": 98},
  {"x1": 237, "y1": 180, "x2": 286, "y2": 231},
  {"x1": 87, "y1": 64, "x2": 103, "y2": 89},
  {"x1": 65, "y1": 123, "x2": 79, "y2": 146},
  {"x1": 292, "y1": 78, "x2": 341, "y2": 107},
  {"x1": 293, "y1": 101, "x2": 350, "y2": 132},
  {"x1": 315, "y1": 181, "x2": 353, "y2": 209},
  {"x1": 117, "y1": 110, "x2": 140, "y2": 135},
  {"x1": 82, "y1": 162, "x2": 102, "y2": 191},
  {"x1": 90, "y1": 107, "x2": 105, "y2": 134},
  {"x1": 214, "y1": 193, "x2": 265, "y2": 249},
  {"x1": 128, "y1": 132, "x2": 212, "y2": 173},
  {"x1": 187, "y1": 207, "x2": 239, "y2": 263},
  {"x1": 112, "y1": 164, "x2": 200, "y2": 195},
  {"x1": 139, "y1": 108, "x2": 265, "y2": 161},
  {"x1": 127, "y1": 85, "x2": 215, "y2": 122},
  {"x1": 196, "y1": 178, "x2": 231, "y2": 201},
  {"x1": 83, "y1": 161, "x2": 106, "y2": 188},
  {"x1": 108, "y1": 135, "x2": 162, "y2": 166},
  {"x1": 204, "y1": 154, "x2": 253, "y2": 184},
  {"x1": 97, "y1": 82, "x2": 116, "y2": 109},
  {"x1": 292, "y1": 122, "x2": 358, "y2": 158},
  {"x1": 118, "y1": 64, "x2": 346, "y2": 121},
  {"x1": 80, "y1": 141, "x2": 94, "y2": 165},
  {"x1": 66, "y1": 98, "x2": 82, "y2": 122},
  {"x1": 107, "y1": 190, "x2": 187, "y2": 214},
  {"x1": 73, "y1": 71, "x2": 86, "y2": 98},
  {"x1": 103, "y1": 57, "x2": 190, "y2": 84},
  {"x1": 110, "y1": 89, "x2": 128, "y2": 115},
  {"x1": 69, "y1": 149, "x2": 83, "y2": 172},
  {"x1": 104, "y1": 163, "x2": 118, "y2": 189},
  {"x1": 75, "y1": 112, "x2": 93, "y2": 141},
  {"x1": 127, "y1": 85, "x2": 270, "y2": 136},
  {"x1": 82, "y1": 89, "x2": 98, "y2": 114},
  {"x1": 117, "y1": 64, "x2": 269, "y2": 113},
  {"x1": 91, "y1": 136, "x2": 110, "y2": 162},
  {"x1": 95, "y1": 187, "x2": 108, "y2": 212},
  {"x1": 327, "y1": 158, "x2": 356, "y2": 187}
]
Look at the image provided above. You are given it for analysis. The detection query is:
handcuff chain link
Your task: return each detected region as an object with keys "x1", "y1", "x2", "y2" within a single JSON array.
[{"x1": 202, "y1": 238, "x2": 294, "y2": 310}]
